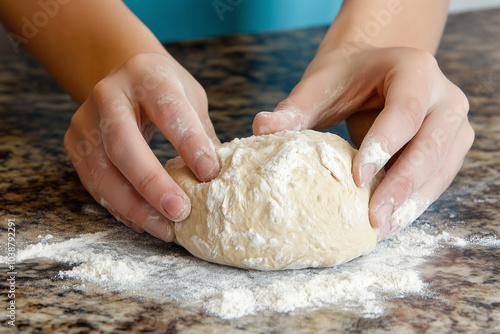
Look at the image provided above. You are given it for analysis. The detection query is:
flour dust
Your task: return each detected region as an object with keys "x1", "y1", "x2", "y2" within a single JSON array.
[{"x1": 3, "y1": 220, "x2": 498, "y2": 319}]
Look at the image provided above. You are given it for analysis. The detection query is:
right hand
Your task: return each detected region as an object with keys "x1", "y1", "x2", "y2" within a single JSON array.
[
  {"x1": 64, "y1": 52, "x2": 220, "y2": 241},
  {"x1": 253, "y1": 46, "x2": 473, "y2": 240}
]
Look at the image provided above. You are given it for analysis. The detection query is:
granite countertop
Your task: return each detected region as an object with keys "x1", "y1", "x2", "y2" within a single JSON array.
[{"x1": 1, "y1": 8, "x2": 500, "y2": 334}]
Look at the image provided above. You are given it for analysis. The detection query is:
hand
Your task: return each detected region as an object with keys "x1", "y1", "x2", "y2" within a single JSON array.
[
  {"x1": 253, "y1": 46, "x2": 474, "y2": 240},
  {"x1": 64, "y1": 52, "x2": 220, "y2": 241}
]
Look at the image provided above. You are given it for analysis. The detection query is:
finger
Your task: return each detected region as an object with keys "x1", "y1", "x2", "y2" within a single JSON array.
[
  {"x1": 99, "y1": 196, "x2": 146, "y2": 234},
  {"x1": 253, "y1": 75, "x2": 351, "y2": 135},
  {"x1": 64, "y1": 128, "x2": 175, "y2": 240},
  {"x1": 201, "y1": 113, "x2": 221, "y2": 146},
  {"x1": 253, "y1": 110, "x2": 304, "y2": 135},
  {"x1": 253, "y1": 100, "x2": 311, "y2": 135},
  {"x1": 375, "y1": 120, "x2": 474, "y2": 239},
  {"x1": 352, "y1": 62, "x2": 438, "y2": 187},
  {"x1": 124, "y1": 222, "x2": 146, "y2": 234},
  {"x1": 95, "y1": 90, "x2": 192, "y2": 223},
  {"x1": 368, "y1": 99, "x2": 469, "y2": 227},
  {"x1": 253, "y1": 52, "x2": 390, "y2": 137},
  {"x1": 94, "y1": 176, "x2": 175, "y2": 241},
  {"x1": 144, "y1": 86, "x2": 220, "y2": 181},
  {"x1": 85, "y1": 153, "x2": 175, "y2": 241},
  {"x1": 180, "y1": 79, "x2": 221, "y2": 146}
]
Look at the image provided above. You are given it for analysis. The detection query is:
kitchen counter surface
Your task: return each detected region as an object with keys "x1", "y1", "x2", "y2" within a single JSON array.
[{"x1": 1, "y1": 8, "x2": 499, "y2": 334}]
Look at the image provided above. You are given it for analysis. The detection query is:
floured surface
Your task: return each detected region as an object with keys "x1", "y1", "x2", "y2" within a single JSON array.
[
  {"x1": 167, "y1": 130, "x2": 382, "y2": 270},
  {"x1": 5, "y1": 221, "x2": 497, "y2": 320}
]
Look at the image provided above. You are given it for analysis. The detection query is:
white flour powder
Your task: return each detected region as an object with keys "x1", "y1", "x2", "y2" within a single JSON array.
[
  {"x1": 357, "y1": 135, "x2": 391, "y2": 168},
  {"x1": 4, "y1": 218, "x2": 497, "y2": 319},
  {"x1": 169, "y1": 131, "x2": 382, "y2": 271}
]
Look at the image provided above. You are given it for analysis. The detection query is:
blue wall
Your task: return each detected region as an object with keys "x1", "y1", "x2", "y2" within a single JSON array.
[{"x1": 123, "y1": 0, "x2": 342, "y2": 42}]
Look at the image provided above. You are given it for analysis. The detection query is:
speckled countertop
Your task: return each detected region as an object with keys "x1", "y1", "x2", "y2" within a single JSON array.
[{"x1": 1, "y1": 8, "x2": 500, "y2": 334}]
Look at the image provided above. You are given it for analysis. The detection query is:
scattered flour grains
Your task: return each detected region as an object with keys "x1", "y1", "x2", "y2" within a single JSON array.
[{"x1": 5, "y1": 221, "x2": 497, "y2": 319}]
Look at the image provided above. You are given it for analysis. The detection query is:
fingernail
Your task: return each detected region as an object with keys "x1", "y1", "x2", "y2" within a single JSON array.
[
  {"x1": 162, "y1": 194, "x2": 190, "y2": 221},
  {"x1": 195, "y1": 153, "x2": 219, "y2": 181},
  {"x1": 253, "y1": 111, "x2": 273, "y2": 135},
  {"x1": 375, "y1": 203, "x2": 394, "y2": 227},
  {"x1": 360, "y1": 163, "x2": 376, "y2": 186}
]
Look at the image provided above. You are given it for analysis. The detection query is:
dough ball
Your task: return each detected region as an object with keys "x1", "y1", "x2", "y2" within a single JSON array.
[{"x1": 166, "y1": 130, "x2": 382, "y2": 270}]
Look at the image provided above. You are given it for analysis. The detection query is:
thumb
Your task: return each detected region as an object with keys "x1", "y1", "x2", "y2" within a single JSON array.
[
  {"x1": 253, "y1": 70, "x2": 350, "y2": 136},
  {"x1": 252, "y1": 99, "x2": 310, "y2": 136}
]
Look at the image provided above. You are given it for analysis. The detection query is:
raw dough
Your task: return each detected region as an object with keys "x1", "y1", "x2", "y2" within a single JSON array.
[{"x1": 166, "y1": 130, "x2": 382, "y2": 270}]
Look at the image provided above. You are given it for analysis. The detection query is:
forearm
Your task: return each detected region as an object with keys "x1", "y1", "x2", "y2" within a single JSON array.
[
  {"x1": 320, "y1": 0, "x2": 449, "y2": 55},
  {"x1": 0, "y1": 0, "x2": 168, "y2": 103}
]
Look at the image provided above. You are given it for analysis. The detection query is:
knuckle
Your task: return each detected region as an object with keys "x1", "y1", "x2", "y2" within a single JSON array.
[
  {"x1": 124, "y1": 53, "x2": 175, "y2": 79},
  {"x1": 103, "y1": 126, "x2": 128, "y2": 158},
  {"x1": 63, "y1": 131, "x2": 71, "y2": 151},
  {"x1": 177, "y1": 129, "x2": 199, "y2": 153},
  {"x1": 124, "y1": 53, "x2": 151, "y2": 72},
  {"x1": 435, "y1": 169, "x2": 454, "y2": 195},
  {"x1": 157, "y1": 101, "x2": 204, "y2": 151},
  {"x1": 136, "y1": 170, "x2": 161, "y2": 197},
  {"x1": 275, "y1": 98, "x2": 296, "y2": 112},
  {"x1": 122, "y1": 203, "x2": 139, "y2": 224},
  {"x1": 128, "y1": 223, "x2": 146, "y2": 234},
  {"x1": 388, "y1": 173, "x2": 414, "y2": 203},
  {"x1": 90, "y1": 79, "x2": 110, "y2": 102},
  {"x1": 88, "y1": 169, "x2": 107, "y2": 197},
  {"x1": 443, "y1": 81, "x2": 470, "y2": 112},
  {"x1": 457, "y1": 89, "x2": 470, "y2": 109},
  {"x1": 119, "y1": 203, "x2": 152, "y2": 231},
  {"x1": 191, "y1": 84, "x2": 208, "y2": 113},
  {"x1": 405, "y1": 48, "x2": 438, "y2": 70},
  {"x1": 399, "y1": 97, "x2": 424, "y2": 134},
  {"x1": 421, "y1": 136, "x2": 446, "y2": 167},
  {"x1": 464, "y1": 123, "x2": 475, "y2": 148},
  {"x1": 452, "y1": 87, "x2": 470, "y2": 115},
  {"x1": 159, "y1": 96, "x2": 185, "y2": 119},
  {"x1": 155, "y1": 100, "x2": 191, "y2": 135},
  {"x1": 191, "y1": 80, "x2": 206, "y2": 100}
]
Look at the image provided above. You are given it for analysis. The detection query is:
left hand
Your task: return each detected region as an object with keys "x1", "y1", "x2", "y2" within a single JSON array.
[{"x1": 252, "y1": 46, "x2": 474, "y2": 240}]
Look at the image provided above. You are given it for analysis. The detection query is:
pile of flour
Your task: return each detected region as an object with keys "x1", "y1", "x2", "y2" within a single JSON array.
[{"x1": 6, "y1": 218, "x2": 498, "y2": 319}]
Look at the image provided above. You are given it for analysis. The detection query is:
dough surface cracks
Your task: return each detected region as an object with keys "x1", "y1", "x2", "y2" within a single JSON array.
[{"x1": 166, "y1": 130, "x2": 382, "y2": 270}]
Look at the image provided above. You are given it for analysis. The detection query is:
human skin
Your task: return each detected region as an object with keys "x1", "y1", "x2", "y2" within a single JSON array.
[
  {"x1": 253, "y1": 0, "x2": 474, "y2": 239},
  {"x1": 0, "y1": 0, "x2": 474, "y2": 241},
  {"x1": 0, "y1": 0, "x2": 220, "y2": 240}
]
